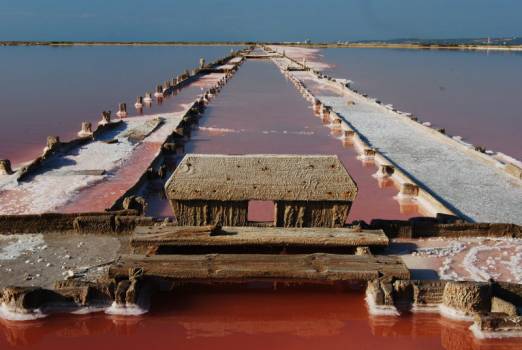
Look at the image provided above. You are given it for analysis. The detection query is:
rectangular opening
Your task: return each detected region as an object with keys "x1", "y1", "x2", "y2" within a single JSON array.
[{"x1": 247, "y1": 200, "x2": 275, "y2": 223}]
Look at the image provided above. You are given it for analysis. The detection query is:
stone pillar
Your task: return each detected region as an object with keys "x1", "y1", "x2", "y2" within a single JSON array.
[
  {"x1": 0, "y1": 159, "x2": 13, "y2": 175},
  {"x1": 117, "y1": 103, "x2": 127, "y2": 118},
  {"x1": 78, "y1": 122, "x2": 93, "y2": 137},
  {"x1": 98, "y1": 111, "x2": 111, "y2": 126}
]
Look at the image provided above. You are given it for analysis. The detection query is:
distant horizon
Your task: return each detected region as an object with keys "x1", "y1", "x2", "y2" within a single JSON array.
[
  {"x1": 1, "y1": 36, "x2": 521, "y2": 44},
  {"x1": 1, "y1": 0, "x2": 521, "y2": 42}
]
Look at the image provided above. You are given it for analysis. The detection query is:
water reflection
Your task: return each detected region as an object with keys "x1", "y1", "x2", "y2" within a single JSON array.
[{"x1": 1, "y1": 287, "x2": 519, "y2": 350}]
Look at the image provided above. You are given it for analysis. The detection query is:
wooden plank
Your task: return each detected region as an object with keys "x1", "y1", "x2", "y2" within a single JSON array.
[
  {"x1": 131, "y1": 225, "x2": 389, "y2": 253},
  {"x1": 109, "y1": 253, "x2": 409, "y2": 282}
]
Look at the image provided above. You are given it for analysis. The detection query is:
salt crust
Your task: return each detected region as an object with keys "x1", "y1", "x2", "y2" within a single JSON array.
[
  {"x1": 0, "y1": 234, "x2": 45, "y2": 260},
  {"x1": 470, "y1": 323, "x2": 522, "y2": 339},
  {"x1": 365, "y1": 290, "x2": 400, "y2": 316}
]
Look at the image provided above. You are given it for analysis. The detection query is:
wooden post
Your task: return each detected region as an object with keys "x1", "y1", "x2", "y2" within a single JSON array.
[
  {"x1": 154, "y1": 85, "x2": 163, "y2": 98},
  {"x1": 362, "y1": 148, "x2": 376, "y2": 160},
  {"x1": 135, "y1": 96, "x2": 143, "y2": 109},
  {"x1": 44, "y1": 136, "x2": 61, "y2": 154},
  {"x1": 78, "y1": 122, "x2": 93, "y2": 137},
  {"x1": 343, "y1": 130, "x2": 355, "y2": 140},
  {"x1": 117, "y1": 103, "x2": 127, "y2": 118},
  {"x1": 313, "y1": 99, "x2": 321, "y2": 115},
  {"x1": 376, "y1": 164, "x2": 394, "y2": 178},
  {"x1": 399, "y1": 183, "x2": 419, "y2": 198},
  {"x1": 0, "y1": 159, "x2": 13, "y2": 175},
  {"x1": 321, "y1": 106, "x2": 330, "y2": 120},
  {"x1": 98, "y1": 110, "x2": 111, "y2": 126}
]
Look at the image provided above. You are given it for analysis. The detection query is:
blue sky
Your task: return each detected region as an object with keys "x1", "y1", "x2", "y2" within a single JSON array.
[{"x1": 0, "y1": 0, "x2": 520, "y2": 41}]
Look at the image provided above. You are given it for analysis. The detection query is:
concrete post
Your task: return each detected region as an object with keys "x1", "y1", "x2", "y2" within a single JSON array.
[{"x1": 78, "y1": 122, "x2": 93, "y2": 137}]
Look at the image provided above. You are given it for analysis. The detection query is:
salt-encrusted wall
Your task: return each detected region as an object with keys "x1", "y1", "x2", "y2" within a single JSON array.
[
  {"x1": 275, "y1": 200, "x2": 350, "y2": 227},
  {"x1": 172, "y1": 200, "x2": 248, "y2": 226}
]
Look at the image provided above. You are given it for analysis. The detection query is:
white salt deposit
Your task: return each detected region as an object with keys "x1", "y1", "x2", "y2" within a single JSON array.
[
  {"x1": 438, "y1": 304, "x2": 474, "y2": 321},
  {"x1": 0, "y1": 303, "x2": 47, "y2": 321},
  {"x1": 399, "y1": 237, "x2": 522, "y2": 283},
  {"x1": 0, "y1": 234, "x2": 45, "y2": 260},
  {"x1": 105, "y1": 301, "x2": 149, "y2": 316},
  {"x1": 470, "y1": 323, "x2": 522, "y2": 339},
  {"x1": 365, "y1": 291, "x2": 400, "y2": 316},
  {"x1": 198, "y1": 126, "x2": 239, "y2": 133}
]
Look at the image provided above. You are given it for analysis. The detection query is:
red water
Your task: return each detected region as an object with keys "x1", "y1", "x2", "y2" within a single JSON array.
[
  {"x1": 147, "y1": 59, "x2": 422, "y2": 222},
  {"x1": 0, "y1": 286, "x2": 518, "y2": 350}
]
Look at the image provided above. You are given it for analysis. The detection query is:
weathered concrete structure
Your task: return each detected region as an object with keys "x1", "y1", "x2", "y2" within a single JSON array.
[{"x1": 165, "y1": 154, "x2": 358, "y2": 227}]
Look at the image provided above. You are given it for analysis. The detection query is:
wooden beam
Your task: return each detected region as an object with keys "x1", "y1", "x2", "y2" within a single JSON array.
[
  {"x1": 109, "y1": 253, "x2": 409, "y2": 282},
  {"x1": 131, "y1": 225, "x2": 389, "y2": 254}
]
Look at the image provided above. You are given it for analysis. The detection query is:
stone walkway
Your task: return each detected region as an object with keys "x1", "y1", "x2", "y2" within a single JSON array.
[{"x1": 287, "y1": 69, "x2": 522, "y2": 224}]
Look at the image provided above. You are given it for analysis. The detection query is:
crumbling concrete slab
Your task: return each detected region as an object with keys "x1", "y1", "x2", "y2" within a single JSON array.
[{"x1": 0, "y1": 232, "x2": 125, "y2": 289}]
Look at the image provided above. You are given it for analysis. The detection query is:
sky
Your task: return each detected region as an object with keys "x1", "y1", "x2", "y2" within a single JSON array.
[{"x1": 0, "y1": 0, "x2": 520, "y2": 42}]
